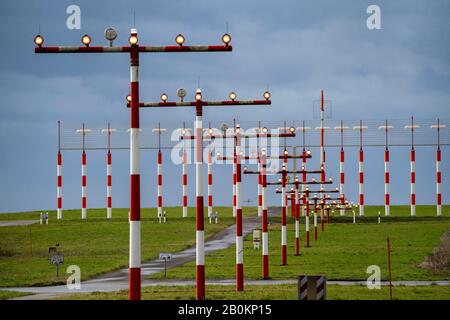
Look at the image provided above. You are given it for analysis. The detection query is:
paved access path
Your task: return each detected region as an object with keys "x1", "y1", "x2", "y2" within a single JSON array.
[{"x1": 0, "y1": 220, "x2": 38, "y2": 227}]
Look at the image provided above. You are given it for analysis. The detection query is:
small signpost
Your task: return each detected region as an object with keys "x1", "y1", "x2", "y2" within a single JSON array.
[
  {"x1": 159, "y1": 253, "x2": 172, "y2": 278},
  {"x1": 49, "y1": 245, "x2": 64, "y2": 277},
  {"x1": 40, "y1": 212, "x2": 49, "y2": 225},
  {"x1": 253, "y1": 230, "x2": 261, "y2": 250}
]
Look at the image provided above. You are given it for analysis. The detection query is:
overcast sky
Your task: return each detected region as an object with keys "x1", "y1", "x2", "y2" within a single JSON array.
[{"x1": 0, "y1": 0, "x2": 449, "y2": 213}]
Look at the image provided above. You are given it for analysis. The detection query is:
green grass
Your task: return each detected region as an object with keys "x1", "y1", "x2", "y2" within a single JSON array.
[
  {"x1": 0, "y1": 290, "x2": 31, "y2": 300},
  {"x1": 148, "y1": 206, "x2": 450, "y2": 281},
  {"x1": 0, "y1": 206, "x2": 253, "y2": 287},
  {"x1": 57, "y1": 284, "x2": 450, "y2": 300}
]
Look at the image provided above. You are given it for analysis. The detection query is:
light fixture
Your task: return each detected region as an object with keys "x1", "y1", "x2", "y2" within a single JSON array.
[
  {"x1": 208, "y1": 128, "x2": 213, "y2": 135},
  {"x1": 216, "y1": 152, "x2": 221, "y2": 157},
  {"x1": 82, "y1": 34, "x2": 91, "y2": 47},
  {"x1": 128, "y1": 28, "x2": 138, "y2": 45},
  {"x1": 284, "y1": 150, "x2": 288, "y2": 156},
  {"x1": 289, "y1": 126, "x2": 295, "y2": 133},
  {"x1": 177, "y1": 88, "x2": 187, "y2": 102},
  {"x1": 306, "y1": 150, "x2": 311, "y2": 155},
  {"x1": 181, "y1": 129, "x2": 186, "y2": 135},
  {"x1": 126, "y1": 94, "x2": 132, "y2": 103},
  {"x1": 160, "y1": 93, "x2": 168, "y2": 102},
  {"x1": 263, "y1": 91, "x2": 271, "y2": 100},
  {"x1": 104, "y1": 27, "x2": 118, "y2": 46},
  {"x1": 221, "y1": 33, "x2": 231, "y2": 45},
  {"x1": 34, "y1": 35, "x2": 44, "y2": 47},
  {"x1": 261, "y1": 149, "x2": 266, "y2": 155},
  {"x1": 175, "y1": 34, "x2": 185, "y2": 46},
  {"x1": 229, "y1": 92, "x2": 237, "y2": 101},
  {"x1": 195, "y1": 89, "x2": 202, "y2": 101},
  {"x1": 244, "y1": 166, "x2": 248, "y2": 171},
  {"x1": 262, "y1": 127, "x2": 268, "y2": 134}
]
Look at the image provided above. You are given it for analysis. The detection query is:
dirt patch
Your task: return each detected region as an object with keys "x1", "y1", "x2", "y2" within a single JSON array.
[{"x1": 419, "y1": 230, "x2": 450, "y2": 272}]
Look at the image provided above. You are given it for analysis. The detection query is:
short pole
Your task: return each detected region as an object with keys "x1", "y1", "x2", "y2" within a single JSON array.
[{"x1": 387, "y1": 236, "x2": 393, "y2": 301}]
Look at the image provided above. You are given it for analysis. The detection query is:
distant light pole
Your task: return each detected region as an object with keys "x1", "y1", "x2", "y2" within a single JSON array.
[{"x1": 101, "y1": 123, "x2": 116, "y2": 219}]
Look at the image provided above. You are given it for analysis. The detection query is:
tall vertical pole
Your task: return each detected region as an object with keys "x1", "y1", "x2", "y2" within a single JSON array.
[
  {"x1": 339, "y1": 120, "x2": 345, "y2": 216},
  {"x1": 235, "y1": 125, "x2": 244, "y2": 291},
  {"x1": 281, "y1": 149, "x2": 288, "y2": 266},
  {"x1": 302, "y1": 122, "x2": 307, "y2": 218},
  {"x1": 157, "y1": 123, "x2": 163, "y2": 220},
  {"x1": 320, "y1": 91, "x2": 326, "y2": 226},
  {"x1": 384, "y1": 120, "x2": 390, "y2": 217},
  {"x1": 182, "y1": 123, "x2": 188, "y2": 218},
  {"x1": 410, "y1": 116, "x2": 416, "y2": 217},
  {"x1": 233, "y1": 121, "x2": 237, "y2": 218},
  {"x1": 81, "y1": 123, "x2": 87, "y2": 220},
  {"x1": 57, "y1": 121, "x2": 62, "y2": 220},
  {"x1": 257, "y1": 122, "x2": 262, "y2": 217},
  {"x1": 129, "y1": 29, "x2": 141, "y2": 301},
  {"x1": 436, "y1": 119, "x2": 442, "y2": 217},
  {"x1": 313, "y1": 196, "x2": 318, "y2": 241},
  {"x1": 261, "y1": 151, "x2": 269, "y2": 279},
  {"x1": 107, "y1": 123, "x2": 112, "y2": 219},
  {"x1": 207, "y1": 148, "x2": 213, "y2": 220},
  {"x1": 233, "y1": 160, "x2": 237, "y2": 217},
  {"x1": 195, "y1": 91, "x2": 205, "y2": 300},
  {"x1": 359, "y1": 120, "x2": 365, "y2": 217},
  {"x1": 305, "y1": 190, "x2": 310, "y2": 247}
]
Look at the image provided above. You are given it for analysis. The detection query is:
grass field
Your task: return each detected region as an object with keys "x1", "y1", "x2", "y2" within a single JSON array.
[
  {"x1": 0, "y1": 290, "x2": 30, "y2": 300},
  {"x1": 57, "y1": 284, "x2": 450, "y2": 300},
  {"x1": 148, "y1": 205, "x2": 450, "y2": 281},
  {"x1": 0, "y1": 205, "x2": 448, "y2": 293},
  {"x1": 0, "y1": 206, "x2": 246, "y2": 287}
]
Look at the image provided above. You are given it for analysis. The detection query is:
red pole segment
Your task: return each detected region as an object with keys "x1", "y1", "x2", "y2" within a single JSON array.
[
  {"x1": 129, "y1": 34, "x2": 141, "y2": 301},
  {"x1": 57, "y1": 121, "x2": 62, "y2": 220},
  {"x1": 292, "y1": 192, "x2": 300, "y2": 256}
]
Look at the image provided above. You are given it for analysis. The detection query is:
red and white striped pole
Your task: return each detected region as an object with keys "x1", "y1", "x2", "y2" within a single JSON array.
[
  {"x1": 235, "y1": 124, "x2": 244, "y2": 290},
  {"x1": 106, "y1": 123, "x2": 113, "y2": 219},
  {"x1": 182, "y1": 124, "x2": 188, "y2": 218},
  {"x1": 194, "y1": 89, "x2": 205, "y2": 300},
  {"x1": 208, "y1": 149, "x2": 213, "y2": 221},
  {"x1": 305, "y1": 190, "x2": 310, "y2": 247},
  {"x1": 57, "y1": 121, "x2": 62, "y2": 220},
  {"x1": 233, "y1": 152, "x2": 237, "y2": 218},
  {"x1": 258, "y1": 156, "x2": 262, "y2": 217},
  {"x1": 154, "y1": 123, "x2": 164, "y2": 220},
  {"x1": 313, "y1": 195, "x2": 318, "y2": 241},
  {"x1": 129, "y1": 30, "x2": 141, "y2": 301},
  {"x1": 383, "y1": 120, "x2": 390, "y2": 217},
  {"x1": 80, "y1": 123, "x2": 87, "y2": 220},
  {"x1": 261, "y1": 150, "x2": 269, "y2": 279},
  {"x1": 410, "y1": 116, "x2": 416, "y2": 217},
  {"x1": 281, "y1": 150, "x2": 288, "y2": 266},
  {"x1": 358, "y1": 120, "x2": 365, "y2": 217},
  {"x1": 434, "y1": 119, "x2": 442, "y2": 217},
  {"x1": 292, "y1": 184, "x2": 300, "y2": 256},
  {"x1": 339, "y1": 121, "x2": 345, "y2": 216}
]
